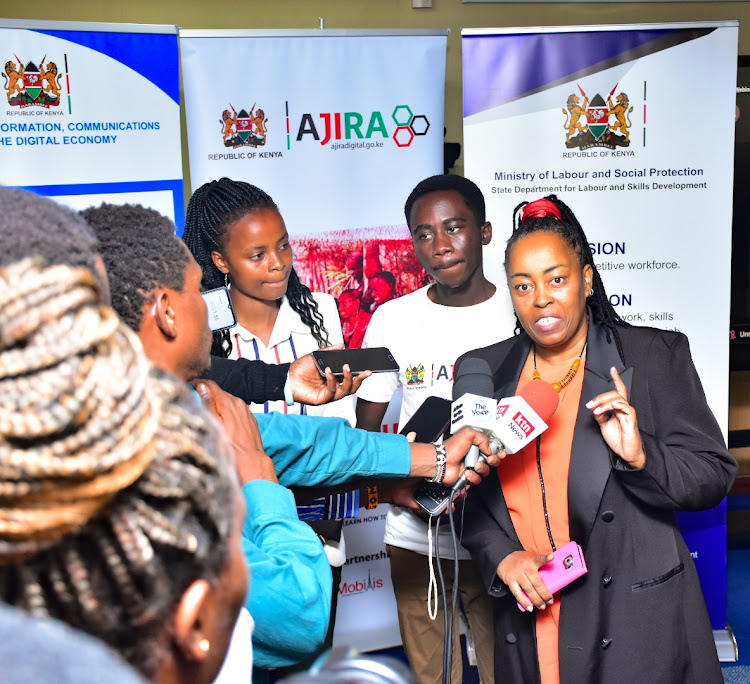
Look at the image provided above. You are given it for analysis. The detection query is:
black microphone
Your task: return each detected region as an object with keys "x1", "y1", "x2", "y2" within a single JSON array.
[
  {"x1": 449, "y1": 358, "x2": 498, "y2": 493},
  {"x1": 414, "y1": 359, "x2": 499, "y2": 515}
]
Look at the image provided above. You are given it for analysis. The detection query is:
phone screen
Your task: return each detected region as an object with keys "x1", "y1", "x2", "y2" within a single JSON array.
[
  {"x1": 202, "y1": 286, "x2": 237, "y2": 332},
  {"x1": 312, "y1": 347, "x2": 398, "y2": 376},
  {"x1": 399, "y1": 396, "x2": 451, "y2": 443}
]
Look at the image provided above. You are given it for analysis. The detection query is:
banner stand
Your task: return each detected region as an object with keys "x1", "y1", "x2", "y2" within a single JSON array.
[
  {"x1": 0, "y1": 18, "x2": 184, "y2": 228},
  {"x1": 462, "y1": 21, "x2": 738, "y2": 662},
  {"x1": 180, "y1": 27, "x2": 448, "y2": 652}
]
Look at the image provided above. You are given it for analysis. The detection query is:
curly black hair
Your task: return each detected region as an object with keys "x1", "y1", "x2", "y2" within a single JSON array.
[
  {"x1": 182, "y1": 177, "x2": 329, "y2": 357},
  {"x1": 404, "y1": 174, "x2": 486, "y2": 230},
  {"x1": 506, "y1": 194, "x2": 628, "y2": 364},
  {"x1": 80, "y1": 203, "x2": 190, "y2": 332},
  {"x1": 0, "y1": 186, "x2": 104, "y2": 292}
]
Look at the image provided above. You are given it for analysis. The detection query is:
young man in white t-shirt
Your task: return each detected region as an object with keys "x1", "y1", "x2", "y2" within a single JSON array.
[{"x1": 356, "y1": 175, "x2": 515, "y2": 684}]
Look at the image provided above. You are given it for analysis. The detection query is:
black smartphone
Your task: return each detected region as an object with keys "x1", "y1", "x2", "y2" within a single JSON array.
[
  {"x1": 398, "y1": 396, "x2": 452, "y2": 442},
  {"x1": 311, "y1": 347, "x2": 399, "y2": 376},
  {"x1": 202, "y1": 286, "x2": 237, "y2": 332},
  {"x1": 401, "y1": 397, "x2": 458, "y2": 516}
]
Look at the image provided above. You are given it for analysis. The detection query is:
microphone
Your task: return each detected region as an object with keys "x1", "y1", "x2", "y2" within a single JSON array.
[
  {"x1": 414, "y1": 358, "x2": 560, "y2": 514},
  {"x1": 449, "y1": 359, "x2": 559, "y2": 493},
  {"x1": 449, "y1": 358, "x2": 501, "y2": 471}
]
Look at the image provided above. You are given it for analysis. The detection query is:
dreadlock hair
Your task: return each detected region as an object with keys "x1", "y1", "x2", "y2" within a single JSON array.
[
  {"x1": 183, "y1": 177, "x2": 329, "y2": 357},
  {"x1": 80, "y1": 203, "x2": 190, "y2": 333},
  {"x1": 0, "y1": 258, "x2": 238, "y2": 680},
  {"x1": 404, "y1": 174, "x2": 486, "y2": 230},
  {"x1": 506, "y1": 194, "x2": 628, "y2": 364},
  {"x1": 0, "y1": 186, "x2": 105, "y2": 295}
]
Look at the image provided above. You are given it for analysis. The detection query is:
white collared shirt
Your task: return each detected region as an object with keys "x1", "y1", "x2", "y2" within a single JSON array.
[{"x1": 227, "y1": 291, "x2": 355, "y2": 423}]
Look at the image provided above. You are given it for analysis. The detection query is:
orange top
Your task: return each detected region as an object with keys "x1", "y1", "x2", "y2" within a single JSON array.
[{"x1": 498, "y1": 359, "x2": 585, "y2": 684}]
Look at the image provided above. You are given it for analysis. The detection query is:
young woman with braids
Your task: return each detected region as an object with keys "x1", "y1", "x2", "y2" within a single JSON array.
[
  {"x1": 0, "y1": 257, "x2": 248, "y2": 684},
  {"x1": 182, "y1": 176, "x2": 358, "y2": 668},
  {"x1": 455, "y1": 195, "x2": 735, "y2": 684},
  {"x1": 183, "y1": 177, "x2": 352, "y2": 421}
]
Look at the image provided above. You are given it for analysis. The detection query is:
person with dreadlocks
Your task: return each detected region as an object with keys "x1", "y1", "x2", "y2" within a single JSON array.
[
  {"x1": 183, "y1": 177, "x2": 358, "y2": 664},
  {"x1": 456, "y1": 195, "x2": 735, "y2": 684},
  {"x1": 0, "y1": 194, "x2": 249, "y2": 683}
]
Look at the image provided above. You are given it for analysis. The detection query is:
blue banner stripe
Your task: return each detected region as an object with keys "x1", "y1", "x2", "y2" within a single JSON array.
[
  {"x1": 16, "y1": 179, "x2": 186, "y2": 234},
  {"x1": 33, "y1": 29, "x2": 180, "y2": 105},
  {"x1": 463, "y1": 28, "x2": 702, "y2": 117}
]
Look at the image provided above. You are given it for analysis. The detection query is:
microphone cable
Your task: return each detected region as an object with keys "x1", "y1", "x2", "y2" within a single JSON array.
[{"x1": 433, "y1": 515, "x2": 451, "y2": 684}]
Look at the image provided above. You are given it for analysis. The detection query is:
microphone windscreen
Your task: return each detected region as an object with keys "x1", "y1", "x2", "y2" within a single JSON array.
[
  {"x1": 453, "y1": 358, "x2": 494, "y2": 400},
  {"x1": 518, "y1": 380, "x2": 559, "y2": 423}
]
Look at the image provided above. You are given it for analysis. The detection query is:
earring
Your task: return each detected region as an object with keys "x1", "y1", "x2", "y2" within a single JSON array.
[
  {"x1": 198, "y1": 639, "x2": 210, "y2": 654},
  {"x1": 588, "y1": 288, "x2": 593, "y2": 297},
  {"x1": 224, "y1": 273, "x2": 230, "y2": 288}
]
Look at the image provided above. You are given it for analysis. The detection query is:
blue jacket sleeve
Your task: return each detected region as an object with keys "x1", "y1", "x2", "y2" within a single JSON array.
[
  {"x1": 241, "y1": 479, "x2": 332, "y2": 669},
  {"x1": 254, "y1": 413, "x2": 411, "y2": 488}
]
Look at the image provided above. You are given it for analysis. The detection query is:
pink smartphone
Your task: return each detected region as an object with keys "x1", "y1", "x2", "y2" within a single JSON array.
[{"x1": 517, "y1": 541, "x2": 587, "y2": 611}]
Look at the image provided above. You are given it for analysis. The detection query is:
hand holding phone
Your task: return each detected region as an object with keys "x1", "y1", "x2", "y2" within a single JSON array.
[
  {"x1": 202, "y1": 286, "x2": 237, "y2": 332},
  {"x1": 311, "y1": 347, "x2": 398, "y2": 377},
  {"x1": 516, "y1": 542, "x2": 587, "y2": 611}
]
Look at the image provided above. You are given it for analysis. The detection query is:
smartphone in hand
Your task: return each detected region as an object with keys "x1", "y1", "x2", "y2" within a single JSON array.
[
  {"x1": 400, "y1": 397, "x2": 460, "y2": 516},
  {"x1": 311, "y1": 347, "x2": 399, "y2": 376},
  {"x1": 202, "y1": 286, "x2": 237, "y2": 332}
]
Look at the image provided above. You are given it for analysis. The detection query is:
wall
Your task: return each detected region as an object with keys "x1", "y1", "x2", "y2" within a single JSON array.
[{"x1": 4, "y1": 0, "x2": 747, "y2": 184}]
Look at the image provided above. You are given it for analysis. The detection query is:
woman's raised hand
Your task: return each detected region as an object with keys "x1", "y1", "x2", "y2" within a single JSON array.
[{"x1": 585, "y1": 366, "x2": 646, "y2": 469}]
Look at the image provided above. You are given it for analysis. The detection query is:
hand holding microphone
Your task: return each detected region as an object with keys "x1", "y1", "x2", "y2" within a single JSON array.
[
  {"x1": 414, "y1": 358, "x2": 559, "y2": 514},
  {"x1": 449, "y1": 359, "x2": 560, "y2": 494}
]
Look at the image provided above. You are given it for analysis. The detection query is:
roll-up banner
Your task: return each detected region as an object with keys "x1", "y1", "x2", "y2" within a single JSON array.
[
  {"x1": 180, "y1": 28, "x2": 447, "y2": 650},
  {"x1": 463, "y1": 22, "x2": 737, "y2": 658},
  {"x1": 0, "y1": 18, "x2": 184, "y2": 229}
]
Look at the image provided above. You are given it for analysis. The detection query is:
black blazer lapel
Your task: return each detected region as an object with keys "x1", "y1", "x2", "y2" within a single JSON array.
[{"x1": 568, "y1": 322, "x2": 632, "y2": 547}]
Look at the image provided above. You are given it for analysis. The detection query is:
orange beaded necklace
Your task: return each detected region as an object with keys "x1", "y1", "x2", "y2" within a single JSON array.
[{"x1": 533, "y1": 339, "x2": 587, "y2": 393}]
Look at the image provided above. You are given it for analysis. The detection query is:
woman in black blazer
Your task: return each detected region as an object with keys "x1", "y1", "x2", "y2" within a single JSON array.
[{"x1": 457, "y1": 196, "x2": 736, "y2": 684}]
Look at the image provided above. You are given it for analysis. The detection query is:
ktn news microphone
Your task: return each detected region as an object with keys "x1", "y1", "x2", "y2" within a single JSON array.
[{"x1": 448, "y1": 357, "x2": 560, "y2": 493}]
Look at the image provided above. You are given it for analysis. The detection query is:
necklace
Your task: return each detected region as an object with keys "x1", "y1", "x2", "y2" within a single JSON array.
[{"x1": 533, "y1": 339, "x2": 587, "y2": 393}]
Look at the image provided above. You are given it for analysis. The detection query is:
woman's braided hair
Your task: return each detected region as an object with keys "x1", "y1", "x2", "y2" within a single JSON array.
[
  {"x1": 0, "y1": 258, "x2": 237, "y2": 679},
  {"x1": 182, "y1": 177, "x2": 329, "y2": 357},
  {"x1": 506, "y1": 194, "x2": 628, "y2": 364}
]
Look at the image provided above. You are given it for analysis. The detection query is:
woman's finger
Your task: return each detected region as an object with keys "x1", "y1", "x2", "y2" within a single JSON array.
[{"x1": 610, "y1": 366, "x2": 628, "y2": 401}]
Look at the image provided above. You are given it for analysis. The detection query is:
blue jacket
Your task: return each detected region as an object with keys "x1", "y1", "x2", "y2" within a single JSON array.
[{"x1": 243, "y1": 414, "x2": 410, "y2": 670}]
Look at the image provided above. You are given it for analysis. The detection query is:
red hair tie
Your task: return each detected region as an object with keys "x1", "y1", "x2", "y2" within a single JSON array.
[{"x1": 521, "y1": 198, "x2": 562, "y2": 222}]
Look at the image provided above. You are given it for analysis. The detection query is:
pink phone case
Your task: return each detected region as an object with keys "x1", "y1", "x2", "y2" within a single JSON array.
[{"x1": 517, "y1": 541, "x2": 587, "y2": 611}]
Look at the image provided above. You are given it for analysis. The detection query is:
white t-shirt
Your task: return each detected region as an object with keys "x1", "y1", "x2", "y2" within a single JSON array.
[
  {"x1": 226, "y1": 291, "x2": 355, "y2": 425},
  {"x1": 356, "y1": 284, "x2": 515, "y2": 558}
]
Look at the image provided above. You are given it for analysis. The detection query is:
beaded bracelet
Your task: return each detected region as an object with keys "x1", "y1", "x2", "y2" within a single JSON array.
[{"x1": 430, "y1": 441, "x2": 447, "y2": 484}]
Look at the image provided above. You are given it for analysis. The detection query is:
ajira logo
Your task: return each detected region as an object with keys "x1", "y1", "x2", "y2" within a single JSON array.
[
  {"x1": 4, "y1": 55, "x2": 63, "y2": 108},
  {"x1": 294, "y1": 104, "x2": 429, "y2": 147}
]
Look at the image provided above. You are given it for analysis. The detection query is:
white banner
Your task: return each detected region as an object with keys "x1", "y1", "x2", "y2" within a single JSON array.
[
  {"x1": 463, "y1": 21, "x2": 737, "y2": 636},
  {"x1": 0, "y1": 20, "x2": 184, "y2": 228},
  {"x1": 181, "y1": 29, "x2": 447, "y2": 650}
]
